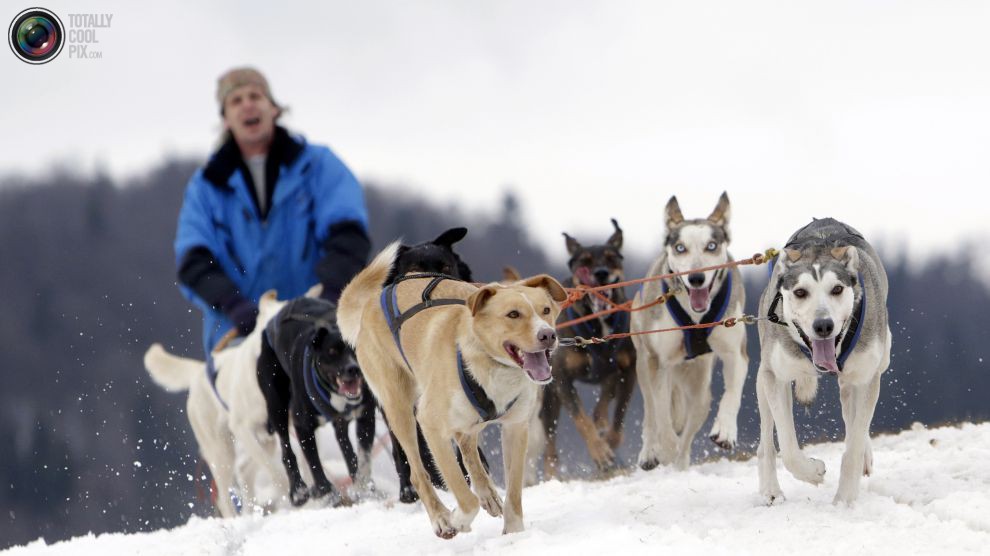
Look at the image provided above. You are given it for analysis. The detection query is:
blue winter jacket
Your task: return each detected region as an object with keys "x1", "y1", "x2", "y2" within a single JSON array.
[{"x1": 175, "y1": 129, "x2": 369, "y2": 351}]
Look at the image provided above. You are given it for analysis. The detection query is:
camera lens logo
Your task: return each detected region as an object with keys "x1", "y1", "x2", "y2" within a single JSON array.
[{"x1": 8, "y1": 8, "x2": 64, "y2": 64}]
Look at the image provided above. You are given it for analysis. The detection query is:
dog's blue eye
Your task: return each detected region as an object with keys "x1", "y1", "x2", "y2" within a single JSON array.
[
  {"x1": 675, "y1": 244, "x2": 686, "y2": 254},
  {"x1": 507, "y1": 310, "x2": 520, "y2": 319},
  {"x1": 706, "y1": 242, "x2": 718, "y2": 251}
]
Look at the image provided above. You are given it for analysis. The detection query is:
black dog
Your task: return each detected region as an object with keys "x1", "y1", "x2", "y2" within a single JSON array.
[
  {"x1": 542, "y1": 219, "x2": 637, "y2": 476},
  {"x1": 257, "y1": 296, "x2": 374, "y2": 507},
  {"x1": 383, "y1": 227, "x2": 491, "y2": 504},
  {"x1": 385, "y1": 227, "x2": 474, "y2": 285}
]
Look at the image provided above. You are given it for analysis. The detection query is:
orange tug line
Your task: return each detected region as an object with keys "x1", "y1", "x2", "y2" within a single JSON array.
[{"x1": 555, "y1": 248, "x2": 778, "y2": 343}]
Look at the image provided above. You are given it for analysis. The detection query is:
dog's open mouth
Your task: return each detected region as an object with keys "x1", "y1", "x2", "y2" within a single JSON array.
[
  {"x1": 503, "y1": 341, "x2": 553, "y2": 384},
  {"x1": 687, "y1": 282, "x2": 713, "y2": 313},
  {"x1": 796, "y1": 326, "x2": 841, "y2": 375},
  {"x1": 336, "y1": 376, "x2": 363, "y2": 399}
]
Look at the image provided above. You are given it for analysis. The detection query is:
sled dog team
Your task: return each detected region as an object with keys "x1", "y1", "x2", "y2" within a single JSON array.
[{"x1": 146, "y1": 192, "x2": 891, "y2": 538}]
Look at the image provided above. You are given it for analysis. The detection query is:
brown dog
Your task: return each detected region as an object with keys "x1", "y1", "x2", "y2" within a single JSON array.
[
  {"x1": 539, "y1": 219, "x2": 637, "y2": 478},
  {"x1": 338, "y1": 243, "x2": 567, "y2": 538}
]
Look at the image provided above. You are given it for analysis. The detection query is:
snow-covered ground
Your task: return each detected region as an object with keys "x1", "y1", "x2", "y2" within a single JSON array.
[{"x1": 7, "y1": 422, "x2": 989, "y2": 555}]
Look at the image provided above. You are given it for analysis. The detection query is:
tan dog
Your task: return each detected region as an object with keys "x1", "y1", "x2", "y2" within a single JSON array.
[{"x1": 338, "y1": 243, "x2": 567, "y2": 538}]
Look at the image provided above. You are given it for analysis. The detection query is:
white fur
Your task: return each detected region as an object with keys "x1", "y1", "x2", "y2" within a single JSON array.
[
  {"x1": 667, "y1": 224, "x2": 725, "y2": 296},
  {"x1": 144, "y1": 292, "x2": 291, "y2": 517},
  {"x1": 780, "y1": 268, "x2": 856, "y2": 344},
  {"x1": 632, "y1": 196, "x2": 747, "y2": 470},
  {"x1": 757, "y1": 243, "x2": 890, "y2": 506}
]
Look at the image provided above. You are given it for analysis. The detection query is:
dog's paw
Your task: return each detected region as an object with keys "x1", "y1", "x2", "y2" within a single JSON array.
[
  {"x1": 311, "y1": 483, "x2": 350, "y2": 508},
  {"x1": 432, "y1": 511, "x2": 459, "y2": 539},
  {"x1": 399, "y1": 485, "x2": 420, "y2": 504},
  {"x1": 289, "y1": 483, "x2": 310, "y2": 507},
  {"x1": 476, "y1": 486, "x2": 503, "y2": 517},
  {"x1": 349, "y1": 480, "x2": 384, "y2": 503},
  {"x1": 761, "y1": 490, "x2": 785, "y2": 506},
  {"x1": 604, "y1": 429, "x2": 624, "y2": 450},
  {"x1": 833, "y1": 485, "x2": 859, "y2": 506},
  {"x1": 708, "y1": 418, "x2": 737, "y2": 451},
  {"x1": 638, "y1": 444, "x2": 661, "y2": 471},
  {"x1": 502, "y1": 516, "x2": 525, "y2": 535},
  {"x1": 786, "y1": 456, "x2": 826, "y2": 485},
  {"x1": 588, "y1": 438, "x2": 616, "y2": 470},
  {"x1": 450, "y1": 505, "x2": 478, "y2": 532}
]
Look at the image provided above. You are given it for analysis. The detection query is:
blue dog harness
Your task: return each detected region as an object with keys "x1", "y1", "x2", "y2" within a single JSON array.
[
  {"x1": 661, "y1": 269, "x2": 733, "y2": 360},
  {"x1": 380, "y1": 273, "x2": 516, "y2": 422}
]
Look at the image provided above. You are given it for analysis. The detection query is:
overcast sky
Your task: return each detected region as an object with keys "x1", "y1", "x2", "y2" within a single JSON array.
[{"x1": 4, "y1": 0, "x2": 989, "y2": 265}]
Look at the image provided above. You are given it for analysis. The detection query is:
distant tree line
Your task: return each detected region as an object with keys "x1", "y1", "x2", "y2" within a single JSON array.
[{"x1": 0, "y1": 160, "x2": 986, "y2": 549}]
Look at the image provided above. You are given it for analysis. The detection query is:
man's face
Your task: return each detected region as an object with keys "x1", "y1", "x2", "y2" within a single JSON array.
[{"x1": 222, "y1": 83, "x2": 278, "y2": 151}]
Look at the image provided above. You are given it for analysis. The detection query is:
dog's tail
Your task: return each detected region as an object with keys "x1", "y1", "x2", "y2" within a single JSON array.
[
  {"x1": 144, "y1": 343, "x2": 202, "y2": 393},
  {"x1": 338, "y1": 241, "x2": 400, "y2": 347}
]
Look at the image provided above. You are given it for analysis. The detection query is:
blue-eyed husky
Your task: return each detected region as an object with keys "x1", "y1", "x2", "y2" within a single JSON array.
[{"x1": 632, "y1": 192, "x2": 749, "y2": 470}]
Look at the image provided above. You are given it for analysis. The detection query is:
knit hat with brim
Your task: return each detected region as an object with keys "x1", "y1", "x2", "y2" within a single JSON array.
[{"x1": 216, "y1": 67, "x2": 277, "y2": 114}]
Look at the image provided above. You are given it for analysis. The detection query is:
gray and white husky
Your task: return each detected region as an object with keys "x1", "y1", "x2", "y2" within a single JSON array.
[
  {"x1": 756, "y1": 218, "x2": 891, "y2": 505},
  {"x1": 632, "y1": 192, "x2": 749, "y2": 470}
]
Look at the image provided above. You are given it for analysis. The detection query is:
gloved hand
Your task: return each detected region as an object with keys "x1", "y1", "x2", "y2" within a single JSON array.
[{"x1": 222, "y1": 295, "x2": 258, "y2": 336}]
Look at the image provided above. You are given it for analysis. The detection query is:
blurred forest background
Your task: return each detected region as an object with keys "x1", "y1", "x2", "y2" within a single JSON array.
[{"x1": 1, "y1": 161, "x2": 987, "y2": 549}]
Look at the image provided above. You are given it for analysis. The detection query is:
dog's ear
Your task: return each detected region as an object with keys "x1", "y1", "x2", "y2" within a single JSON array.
[
  {"x1": 665, "y1": 196, "x2": 684, "y2": 229},
  {"x1": 466, "y1": 284, "x2": 499, "y2": 316},
  {"x1": 433, "y1": 227, "x2": 468, "y2": 247},
  {"x1": 607, "y1": 218, "x2": 623, "y2": 251},
  {"x1": 563, "y1": 232, "x2": 582, "y2": 256},
  {"x1": 708, "y1": 191, "x2": 730, "y2": 227},
  {"x1": 783, "y1": 248, "x2": 803, "y2": 264},
  {"x1": 520, "y1": 274, "x2": 568, "y2": 303},
  {"x1": 502, "y1": 266, "x2": 521, "y2": 282},
  {"x1": 831, "y1": 245, "x2": 860, "y2": 273}
]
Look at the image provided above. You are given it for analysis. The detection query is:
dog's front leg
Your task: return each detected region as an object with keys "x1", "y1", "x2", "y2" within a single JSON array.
[
  {"x1": 834, "y1": 373, "x2": 880, "y2": 505},
  {"x1": 763, "y1": 370, "x2": 826, "y2": 486},
  {"x1": 455, "y1": 432, "x2": 501, "y2": 517},
  {"x1": 756, "y1": 364, "x2": 784, "y2": 504},
  {"x1": 635, "y1": 346, "x2": 664, "y2": 470},
  {"x1": 501, "y1": 420, "x2": 529, "y2": 534},
  {"x1": 354, "y1": 405, "x2": 376, "y2": 490},
  {"x1": 709, "y1": 327, "x2": 748, "y2": 450},
  {"x1": 332, "y1": 418, "x2": 359, "y2": 480},
  {"x1": 557, "y1": 377, "x2": 615, "y2": 473},
  {"x1": 294, "y1": 410, "x2": 344, "y2": 506},
  {"x1": 420, "y1": 424, "x2": 479, "y2": 533},
  {"x1": 605, "y1": 351, "x2": 637, "y2": 451}
]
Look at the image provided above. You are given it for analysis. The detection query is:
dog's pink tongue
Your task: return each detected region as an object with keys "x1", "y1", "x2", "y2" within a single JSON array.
[
  {"x1": 575, "y1": 267, "x2": 595, "y2": 287},
  {"x1": 811, "y1": 338, "x2": 839, "y2": 374},
  {"x1": 521, "y1": 351, "x2": 552, "y2": 383},
  {"x1": 339, "y1": 380, "x2": 361, "y2": 397},
  {"x1": 688, "y1": 288, "x2": 710, "y2": 312}
]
